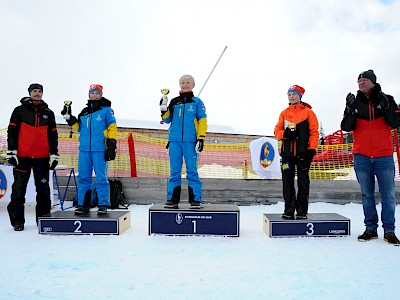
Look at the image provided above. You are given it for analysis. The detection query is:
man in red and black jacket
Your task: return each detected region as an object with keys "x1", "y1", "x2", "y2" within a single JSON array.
[
  {"x1": 341, "y1": 70, "x2": 400, "y2": 245},
  {"x1": 6, "y1": 83, "x2": 59, "y2": 231}
]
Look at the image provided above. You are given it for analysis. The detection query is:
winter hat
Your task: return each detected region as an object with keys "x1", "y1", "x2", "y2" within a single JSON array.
[
  {"x1": 287, "y1": 85, "x2": 305, "y2": 99},
  {"x1": 88, "y1": 84, "x2": 103, "y2": 97},
  {"x1": 28, "y1": 83, "x2": 43, "y2": 94},
  {"x1": 358, "y1": 70, "x2": 376, "y2": 84}
]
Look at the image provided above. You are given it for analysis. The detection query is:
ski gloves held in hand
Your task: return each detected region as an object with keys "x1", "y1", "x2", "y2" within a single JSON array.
[
  {"x1": 6, "y1": 150, "x2": 18, "y2": 168},
  {"x1": 6, "y1": 150, "x2": 58, "y2": 170},
  {"x1": 105, "y1": 138, "x2": 117, "y2": 161},
  {"x1": 49, "y1": 154, "x2": 59, "y2": 170},
  {"x1": 195, "y1": 139, "x2": 204, "y2": 153}
]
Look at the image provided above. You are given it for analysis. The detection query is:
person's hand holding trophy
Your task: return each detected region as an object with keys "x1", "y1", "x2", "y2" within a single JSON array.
[
  {"x1": 160, "y1": 88, "x2": 170, "y2": 113},
  {"x1": 61, "y1": 100, "x2": 72, "y2": 120}
]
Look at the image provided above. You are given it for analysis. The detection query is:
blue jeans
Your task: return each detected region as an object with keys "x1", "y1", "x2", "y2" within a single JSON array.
[{"x1": 354, "y1": 154, "x2": 396, "y2": 232}]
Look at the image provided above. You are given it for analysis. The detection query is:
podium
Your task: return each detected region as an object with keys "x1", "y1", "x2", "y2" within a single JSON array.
[
  {"x1": 149, "y1": 203, "x2": 240, "y2": 236},
  {"x1": 263, "y1": 213, "x2": 350, "y2": 237},
  {"x1": 38, "y1": 210, "x2": 131, "y2": 235}
]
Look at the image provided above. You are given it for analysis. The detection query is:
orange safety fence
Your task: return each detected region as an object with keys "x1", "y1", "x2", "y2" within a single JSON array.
[{"x1": 1, "y1": 129, "x2": 400, "y2": 180}]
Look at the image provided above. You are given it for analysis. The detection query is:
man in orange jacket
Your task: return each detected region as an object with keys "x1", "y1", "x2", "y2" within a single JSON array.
[{"x1": 274, "y1": 85, "x2": 319, "y2": 220}]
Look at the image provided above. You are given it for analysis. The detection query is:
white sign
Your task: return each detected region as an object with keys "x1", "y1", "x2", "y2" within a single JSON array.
[
  {"x1": 249, "y1": 137, "x2": 282, "y2": 179},
  {"x1": 0, "y1": 165, "x2": 54, "y2": 204}
]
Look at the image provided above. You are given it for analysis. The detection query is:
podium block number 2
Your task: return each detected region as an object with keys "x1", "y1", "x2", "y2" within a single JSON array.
[{"x1": 74, "y1": 220, "x2": 82, "y2": 233}]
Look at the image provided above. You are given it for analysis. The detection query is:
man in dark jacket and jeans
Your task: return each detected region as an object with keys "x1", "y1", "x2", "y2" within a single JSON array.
[
  {"x1": 6, "y1": 83, "x2": 59, "y2": 231},
  {"x1": 341, "y1": 70, "x2": 400, "y2": 245}
]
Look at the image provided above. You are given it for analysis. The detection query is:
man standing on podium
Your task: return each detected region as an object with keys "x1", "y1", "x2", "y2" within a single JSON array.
[
  {"x1": 6, "y1": 83, "x2": 59, "y2": 231},
  {"x1": 160, "y1": 75, "x2": 208, "y2": 209}
]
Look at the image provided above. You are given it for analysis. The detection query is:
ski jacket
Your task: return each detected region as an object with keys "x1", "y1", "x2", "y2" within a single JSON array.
[
  {"x1": 274, "y1": 101, "x2": 319, "y2": 157},
  {"x1": 8, "y1": 97, "x2": 58, "y2": 158},
  {"x1": 71, "y1": 98, "x2": 117, "y2": 151},
  {"x1": 161, "y1": 92, "x2": 208, "y2": 142},
  {"x1": 341, "y1": 83, "x2": 400, "y2": 158}
]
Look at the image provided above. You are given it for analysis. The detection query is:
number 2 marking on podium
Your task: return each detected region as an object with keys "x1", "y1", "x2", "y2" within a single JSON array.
[
  {"x1": 74, "y1": 220, "x2": 82, "y2": 233},
  {"x1": 192, "y1": 220, "x2": 197, "y2": 233},
  {"x1": 306, "y1": 223, "x2": 314, "y2": 235}
]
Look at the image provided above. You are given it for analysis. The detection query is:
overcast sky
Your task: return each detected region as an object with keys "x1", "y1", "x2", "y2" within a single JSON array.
[{"x1": 1, "y1": 0, "x2": 399, "y2": 136}]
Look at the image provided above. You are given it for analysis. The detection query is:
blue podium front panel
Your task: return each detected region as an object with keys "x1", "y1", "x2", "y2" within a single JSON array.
[
  {"x1": 38, "y1": 211, "x2": 131, "y2": 235},
  {"x1": 149, "y1": 203, "x2": 240, "y2": 236},
  {"x1": 263, "y1": 213, "x2": 350, "y2": 238}
]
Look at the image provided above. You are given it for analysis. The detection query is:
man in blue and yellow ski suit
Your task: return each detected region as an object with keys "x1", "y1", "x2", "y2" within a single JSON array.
[
  {"x1": 161, "y1": 75, "x2": 207, "y2": 208},
  {"x1": 62, "y1": 84, "x2": 117, "y2": 215}
]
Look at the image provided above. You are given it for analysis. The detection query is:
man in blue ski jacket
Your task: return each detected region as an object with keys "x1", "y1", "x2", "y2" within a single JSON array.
[
  {"x1": 161, "y1": 75, "x2": 208, "y2": 209},
  {"x1": 62, "y1": 84, "x2": 117, "y2": 215}
]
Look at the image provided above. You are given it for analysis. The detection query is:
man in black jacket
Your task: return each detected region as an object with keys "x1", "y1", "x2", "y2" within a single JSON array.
[
  {"x1": 6, "y1": 83, "x2": 59, "y2": 231},
  {"x1": 341, "y1": 70, "x2": 400, "y2": 245}
]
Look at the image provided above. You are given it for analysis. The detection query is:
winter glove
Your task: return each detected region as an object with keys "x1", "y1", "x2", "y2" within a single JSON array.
[
  {"x1": 61, "y1": 102, "x2": 72, "y2": 120},
  {"x1": 6, "y1": 150, "x2": 18, "y2": 168},
  {"x1": 49, "y1": 154, "x2": 59, "y2": 170},
  {"x1": 195, "y1": 139, "x2": 204, "y2": 153},
  {"x1": 345, "y1": 93, "x2": 357, "y2": 113},
  {"x1": 283, "y1": 128, "x2": 297, "y2": 140},
  {"x1": 105, "y1": 138, "x2": 117, "y2": 161},
  {"x1": 66, "y1": 115, "x2": 78, "y2": 127},
  {"x1": 378, "y1": 92, "x2": 390, "y2": 110}
]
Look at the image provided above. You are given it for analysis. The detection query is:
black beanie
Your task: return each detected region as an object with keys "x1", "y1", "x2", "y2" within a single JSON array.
[
  {"x1": 358, "y1": 70, "x2": 376, "y2": 84},
  {"x1": 28, "y1": 83, "x2": 43, "y2": 94}
]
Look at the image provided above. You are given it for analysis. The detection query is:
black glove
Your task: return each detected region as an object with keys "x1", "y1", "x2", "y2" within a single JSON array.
[
  {"x1": 283, "y1": 128, "x2": 297, "y2": 140},
  {"x1": 61, "y1": 104, "x2": 72, "y2": 117},
  {"x1": 195, "y1": 139, "x2": 204, "y2": 153},
  {"x1": 378, "y1": 92, "x2": 390, "y2": 110},
  {"x1": 6, "y1": 150, "x2": 18, "y2": 168},
  {"x1": 306, "y1": 149, "x2": 316, "y2": 163},
  {"x1": 345, "y1": 93, "x2": 357, "y2": 113},
  {"x1": 67, "y1": 115, "x2": 78, "y2": 126},
  {"x1": 105, "y1": 138, "x2": 117, "y2": 161},
  {"x1": 49, "y1": 154, "x2": 59, "y2": 170}
]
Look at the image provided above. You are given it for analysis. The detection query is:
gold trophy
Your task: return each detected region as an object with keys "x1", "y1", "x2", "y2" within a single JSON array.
[
  {"x1": 160, "y1": 88, "x2": 170, "y2": 112},
  {"x1": 63, "y1": 100, "x2": 72, "y2": 120}
]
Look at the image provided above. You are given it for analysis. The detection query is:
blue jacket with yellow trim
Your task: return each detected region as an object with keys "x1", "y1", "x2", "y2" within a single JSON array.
[
  {"x1": 161, "y1": 92, "x2": 207, "y2": 142},
  {"x1": 72, "y1": 98, "x2": 117, "y2": 151}
]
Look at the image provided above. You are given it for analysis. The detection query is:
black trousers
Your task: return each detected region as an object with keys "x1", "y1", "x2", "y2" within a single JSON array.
[
  {"x1": 281, "y1": 156, "x2": 311, "y2": 216},
  {"x1": 7, "y1": 157, "x2": 51, "y2": 226}
]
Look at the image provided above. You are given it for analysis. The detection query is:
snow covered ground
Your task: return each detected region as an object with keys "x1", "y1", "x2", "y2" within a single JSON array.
[{"x1": 0, "y1": 201, "x2": 399, "y2": 300}]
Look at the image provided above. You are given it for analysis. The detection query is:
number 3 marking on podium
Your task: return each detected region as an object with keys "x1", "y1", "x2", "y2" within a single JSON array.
[
  {"x1": 74, "y1": 220, "x2": 82, "y2": 233},
  {"x1": 306, "y1": 223, "x2": 314, "y2": 235}
]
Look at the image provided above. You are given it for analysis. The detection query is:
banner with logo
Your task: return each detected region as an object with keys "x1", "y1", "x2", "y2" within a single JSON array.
[
  {"x1": 0, "y1": 165, "x2": 54, "y2": 204},
  {"x1": 249, "y1": 137, "x2": 281, "y2": 179}
]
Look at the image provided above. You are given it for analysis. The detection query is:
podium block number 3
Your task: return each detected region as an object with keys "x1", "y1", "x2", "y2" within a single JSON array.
[{"x1": 306, "y1": 223, "x2": 314, "y2": 236}]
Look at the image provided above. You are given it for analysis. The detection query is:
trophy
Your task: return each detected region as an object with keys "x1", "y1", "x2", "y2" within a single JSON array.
[
  {"x1": 287, "y1": 122, "x2": 296, "y2": 131},
  {"x1": 160, "y1": 88, "x2": 170, "y2": 112},
  {"x1": 63, "y1": 100, "x2": 72, "y2": 120}
]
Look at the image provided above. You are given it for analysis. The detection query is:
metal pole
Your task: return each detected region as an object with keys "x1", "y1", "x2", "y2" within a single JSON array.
[{"x1": 197, "y1": 46, "x2": 227, "y2": 97}]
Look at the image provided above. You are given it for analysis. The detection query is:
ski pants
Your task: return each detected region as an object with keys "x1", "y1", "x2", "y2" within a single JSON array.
[
  {"x1": 281, "y1": 156, "x2": 311, "y2": 215},
  {"x1": 77, "y1": 150, "x2": 110, "y2": 207},
  {"x1": 167, "y1": 141, "x2": 202, "y2": 202},
  {"x1": 7, "y1": 157, "x2": 51, "y2": 226}
]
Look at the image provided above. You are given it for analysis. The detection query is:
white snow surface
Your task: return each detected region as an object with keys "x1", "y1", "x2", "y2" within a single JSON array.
[{"x1": 0, "y1": 202, "x2": 399, "y2": 300}]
